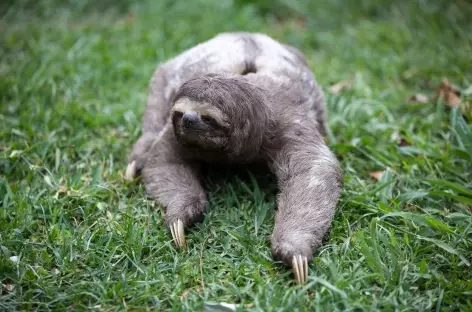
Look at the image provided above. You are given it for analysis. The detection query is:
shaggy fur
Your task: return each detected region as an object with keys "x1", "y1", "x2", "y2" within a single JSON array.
[{"x1": 127, "y1": 32, "x2": 343, "y2": 270}]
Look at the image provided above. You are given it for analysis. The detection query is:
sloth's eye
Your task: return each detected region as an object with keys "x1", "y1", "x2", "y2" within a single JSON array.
[
  {"x1": 201, "y1": 115, "x2": 219, "y2": 127},
  {"x1": 173, "y1": 111, "x2": 184, "y2": 119},
  {"x1": 172, "y1": 111, "x2": 184, "y2": 124}
]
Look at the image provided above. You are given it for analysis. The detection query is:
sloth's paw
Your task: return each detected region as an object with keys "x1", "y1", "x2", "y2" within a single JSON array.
[
  {"x1": 165, "y1": 196, "x2": 206, "y2": 251},
  {"x1": 291, "y1": 254, "x2": 308, "y2": 284},
  {"x1": 125, "y1": 154, "x2": 149, "y2": 181},
  {"x1": 271, "y1": 232, "x2": 314, "y2": 284},
  {"x1": 125, "y1": 157, "x2": 146, "y2": 181},
  {"x1": 170, "y1": 219, "x2": 187, "y2": 250},
  {"x1": 125, "y1": 160, "x2": 137, "y2": 180}
]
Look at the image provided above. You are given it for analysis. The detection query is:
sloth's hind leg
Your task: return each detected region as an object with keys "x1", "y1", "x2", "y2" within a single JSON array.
[
  {"x1": 126, "y1": 64, "x2": 175, "y2": 180},
  {"x1": 125, "y1": 119, "x2": 173, "y2": 181},
  {"x1": 125, "y1": 132, "x2": 158, "y2": 180}
]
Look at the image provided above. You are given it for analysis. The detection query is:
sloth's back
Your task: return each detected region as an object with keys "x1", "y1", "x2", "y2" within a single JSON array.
[
  {"x1": 152, "y1": 32, "x2": 326, "y2": 134},
  {"x1": 164, "y1": 32, "x2": 308, "y2": 80}
]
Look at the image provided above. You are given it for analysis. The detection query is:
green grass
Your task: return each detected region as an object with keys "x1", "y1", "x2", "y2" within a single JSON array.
[{"x1": 1, "y1": 0, "x2": 472, "y2": 310}]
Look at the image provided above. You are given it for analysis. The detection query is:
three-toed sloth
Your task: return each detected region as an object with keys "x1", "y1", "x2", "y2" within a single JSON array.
[{"x1": 126, "y1": 32, "x2": 343, "y2": 284}]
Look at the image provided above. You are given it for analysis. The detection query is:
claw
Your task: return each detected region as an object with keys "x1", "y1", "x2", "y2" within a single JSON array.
[
  {"x1": 292, "y1": 255, "x2": 308, "y2": 284},
  {"x1": 125, "y1": 160, "x2": 136, "y2": 181},
  {"x1": 170, "y1": 219, "x2": 187, "y2": 251}
]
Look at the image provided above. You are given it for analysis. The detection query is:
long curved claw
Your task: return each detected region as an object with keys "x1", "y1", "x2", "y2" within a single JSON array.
[
  {"x1": 292, "y1": 255, "x2": 308, "y2": 284},
  {"x1": 125, "y1": 160, "x2": 137, "y2": 181},
  {"x1": 170, "y1": 219, "x2": 187, "y2": 251}
]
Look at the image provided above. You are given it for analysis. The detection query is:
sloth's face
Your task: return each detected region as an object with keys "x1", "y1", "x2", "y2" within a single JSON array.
[
  {"x1": 170, "y1": 74, "x2": 266, "y2": 160},
  {"x1": 171, "y1": 97, "x2": 230, "y2": 150}
]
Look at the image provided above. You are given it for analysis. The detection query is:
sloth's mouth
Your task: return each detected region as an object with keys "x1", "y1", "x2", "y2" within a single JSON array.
[
  {"x1": 175, "y1": 127, "x2": 227, "y2": 151},
  {"x1": 179, "y1": 125, "x2": 206, "y2": 138},
  {"x1": 172, "y1": 115, "x2": 228, "y2": 151},
  {"x1": 175, "y1": 127, "x2": 205, "y2": 143}
]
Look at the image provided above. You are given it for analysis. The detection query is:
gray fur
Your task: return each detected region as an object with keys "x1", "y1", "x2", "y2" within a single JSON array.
[{"x1": 128, "y1": 32, "x2": 343, "y2": 268}]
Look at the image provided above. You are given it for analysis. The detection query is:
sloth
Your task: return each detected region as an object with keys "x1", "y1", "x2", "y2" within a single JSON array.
[{"x1": 125, "y1": 32, "x2": 343, "y2": 284}]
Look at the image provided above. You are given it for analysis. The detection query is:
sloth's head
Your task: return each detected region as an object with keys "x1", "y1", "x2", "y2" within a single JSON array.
[{"x1": 171, "y1": 74, "x2": 268, "y2": 159}]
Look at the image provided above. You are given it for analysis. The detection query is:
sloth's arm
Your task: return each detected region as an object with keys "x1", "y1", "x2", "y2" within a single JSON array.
[
  {"x1": 264, "y1": 124, "x2": 342, "y2": 280},
  {"x1": 140, "y1": 125, "x2": 207, "y2": 248}
]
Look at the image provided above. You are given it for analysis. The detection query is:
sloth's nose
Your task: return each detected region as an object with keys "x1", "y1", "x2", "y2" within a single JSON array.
[{"x1": 182, "y1": 112, "x2": 199, "y2": 128}]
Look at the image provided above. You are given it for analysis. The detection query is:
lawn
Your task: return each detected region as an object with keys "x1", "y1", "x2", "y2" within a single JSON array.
[{"x1": 1, "y1": 0, "x2": 472, "y2": 310}]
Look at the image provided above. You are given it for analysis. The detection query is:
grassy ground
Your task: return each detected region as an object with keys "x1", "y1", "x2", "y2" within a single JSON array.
[{"x1": 1, "y1": 0, "x2": 472, "y2": 310}]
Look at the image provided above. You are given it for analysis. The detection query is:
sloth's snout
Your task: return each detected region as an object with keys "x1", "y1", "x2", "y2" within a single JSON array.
[{"x1": 182, "y1": 112, "x2": 199, "y2": 128}]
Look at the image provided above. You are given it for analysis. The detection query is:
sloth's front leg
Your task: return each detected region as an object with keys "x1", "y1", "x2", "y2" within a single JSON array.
[
  {"x1": 266, "y1": 132, "x2": 343, "y2": 284},
  {"x1": 141, "y1": 128, "x2": 207, "y2": 250}
]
